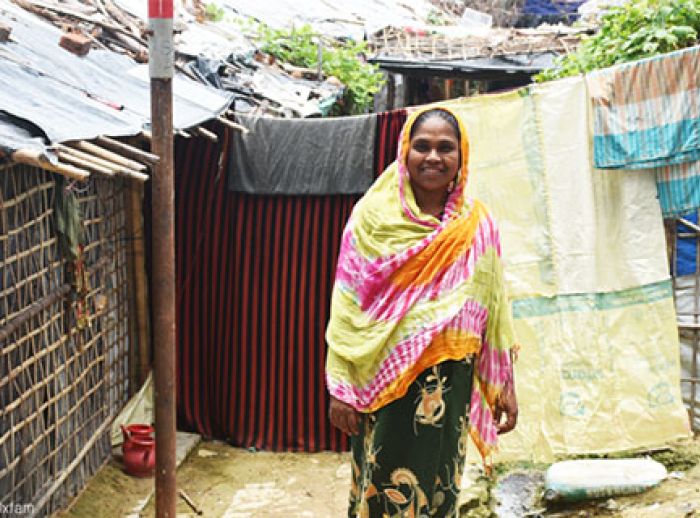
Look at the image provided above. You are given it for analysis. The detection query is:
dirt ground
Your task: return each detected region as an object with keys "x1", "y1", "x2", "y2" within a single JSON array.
[{"x1": 59, "y1": 435, "x2": 700, "y2": 517}]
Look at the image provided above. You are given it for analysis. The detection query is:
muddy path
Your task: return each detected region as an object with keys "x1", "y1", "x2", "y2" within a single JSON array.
[{"x1": 59, "y1": 436, "x2": 700, "y2": 517}]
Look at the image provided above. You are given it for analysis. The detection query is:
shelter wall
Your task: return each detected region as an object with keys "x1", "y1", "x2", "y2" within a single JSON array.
[{"x1": 0, "y1": 164, "x2": 132, "y2": 515}]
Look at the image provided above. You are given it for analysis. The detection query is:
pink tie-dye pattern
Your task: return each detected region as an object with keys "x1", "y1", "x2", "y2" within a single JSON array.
[
  {"x1": 327, "y1": 300, "x2": 489, "y2": 409},
  {"x1": 335, "y1": 214, "x2": 499, "y2": 322},
  {"x1": 470, "y1": 394, "x2": 498, "y2": 446},
  {"x1": 327, "y1": 107, "x2": 514, "y2": 463}
]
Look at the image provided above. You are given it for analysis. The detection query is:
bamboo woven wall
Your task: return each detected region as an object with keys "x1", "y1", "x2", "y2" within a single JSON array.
[{"x1": 0, "y1": 164, "x2": 131, "y2": 516}]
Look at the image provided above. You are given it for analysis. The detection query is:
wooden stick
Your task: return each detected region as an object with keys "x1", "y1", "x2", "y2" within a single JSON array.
[
  {"x1": 0, "y1": 256, "x2": 109, "y2": 343},
  {"x1": 216, "y1": 116, "x2": 249, "y2": 134},
  {"x1": 178, "y1": 489, "x2": 203, "y2": 515},
  {"x1": 57, "y1": 144, "x2": 147, "y2": 181},
  {"x1": 57, "y1": 143, "x2": 123, "y2": 171},
  {"x1": 679, "y1": 217, "x2": 700, "y2": 235},
  {"x1": 0, "y1": 285, "x2": 70, "y2": 343},
  {"x1": 96, "y1": 135, "x2": 160, "y2": 165},
  {"x1": 678, "y1": 322, "x2": 700, "y2": 330},
  {"x1": 56, "y1": 152, "x2": 116, "y2": 177},
  {"x1": 72, "y1": 140, "x2": 147, "y2": 171},
  {"x1": 126, "y1": 182, "x2": 151, "y2": 385},
  {"x1": 194, "y1": 126, "x2": 218, "y2": 143},
  {"x1": 118, "y1": 168, "x2": 149, "y2": 182},
  {"x1": 11, "y1": 149, "x2": 90, "y2": 181},
  {"x1": 55, "y1": 145, "x2": 118, "y2": 175}
]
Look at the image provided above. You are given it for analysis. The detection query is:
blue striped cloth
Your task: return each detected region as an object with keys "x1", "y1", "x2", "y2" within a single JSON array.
[
  {"x1": 588, "y1": 45, "x2": 700, "y2": 217},
  {"x1": 675, "y1": 211, "x2": 698, "y2": 276}
]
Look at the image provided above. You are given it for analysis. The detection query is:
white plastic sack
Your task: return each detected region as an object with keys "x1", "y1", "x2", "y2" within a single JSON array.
[{"x1": 544, "y1": 458, "x2": 667, "y2": 502}]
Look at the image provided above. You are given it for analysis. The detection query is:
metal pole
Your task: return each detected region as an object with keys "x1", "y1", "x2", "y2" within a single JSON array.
[{"x1": 148, "y1": 0, "x2": 176, "y2": 515}]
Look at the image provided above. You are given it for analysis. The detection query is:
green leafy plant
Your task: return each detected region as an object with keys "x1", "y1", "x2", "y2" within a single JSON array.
[
  {"x1": 535, "y1": 0, "x2": 700, "y2": 82},
  {"x1": 204, "y1": 2, "x2": 225, "y2": 22},
  {"x1": 427, "y1": 9, "x2": 449, "y2": 26},
  {"x1": 249, "y1": 23, "x2": 385, "y2": 115}
]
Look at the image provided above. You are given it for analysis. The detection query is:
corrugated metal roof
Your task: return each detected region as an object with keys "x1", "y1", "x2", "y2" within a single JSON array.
[{"x1": 0, "y1": 0, "x2": 231, "y2": 154}]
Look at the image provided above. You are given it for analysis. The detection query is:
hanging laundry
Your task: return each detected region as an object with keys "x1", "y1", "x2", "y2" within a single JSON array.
[
  {"x1": 228, "y1": 113, "x2": 376, "y2": 195},
  {"x1": 589, "y1": 45, "x2": 700, "y2": 171},
  {"x1": 656, "y1": 160, "x2": 700, "y2": 217},
  {"x1": 373, "y1": 108, "x2": 407, "y2": 177}
]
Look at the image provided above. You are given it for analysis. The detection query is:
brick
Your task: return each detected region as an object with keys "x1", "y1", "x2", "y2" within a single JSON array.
[{"x1": 59, "y1": 32, "x2": 91, "y2": 57}]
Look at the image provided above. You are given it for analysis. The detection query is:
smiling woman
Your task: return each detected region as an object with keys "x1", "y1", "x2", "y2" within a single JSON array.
[
  {"x1": 406, "y1": 110, "x2": 462, "y2": 218},
  {"x1": 325, "y1": 106, "x2": 519, "y2": 517}
]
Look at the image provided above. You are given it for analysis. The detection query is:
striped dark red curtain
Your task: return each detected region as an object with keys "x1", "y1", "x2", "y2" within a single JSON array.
[{"x1": 175, "y1": 110, "x2": 405, "y2": 452}]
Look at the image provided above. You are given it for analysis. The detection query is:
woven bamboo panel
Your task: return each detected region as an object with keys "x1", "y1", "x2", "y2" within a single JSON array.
[
  {"x1": 0, "y1": 164, "x2": 131, "y2": 516},
  {"x1": 370, "y1": 25, "x2": 583, "y2": 60}
]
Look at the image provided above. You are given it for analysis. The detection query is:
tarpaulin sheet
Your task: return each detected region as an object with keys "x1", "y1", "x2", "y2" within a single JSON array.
[
  {"x1": 675, "y1": 213, "x2": 698, "y2": 277},
  {"x1": 0, "y1": 0, "x2": 232, "y2": 151},
  {"x1": 445, "y1": 76, "x2": 689, "y2": 461},
  {"x1": 522, "y1": 0, "x2": 585, "y2": 16},
  {"x1": 228, "y1": 114, "x2": 376, "y2": 195}
]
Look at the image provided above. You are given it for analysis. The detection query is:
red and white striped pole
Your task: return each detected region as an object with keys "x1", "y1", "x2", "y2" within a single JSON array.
[{"x1": 148, "y1": 0, "x2": 176, "y2": 515}]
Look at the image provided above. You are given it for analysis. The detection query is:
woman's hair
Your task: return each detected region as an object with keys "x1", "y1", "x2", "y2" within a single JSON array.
[{"x1": 410, "y1": 109, "x2": 461, "y2": 142}]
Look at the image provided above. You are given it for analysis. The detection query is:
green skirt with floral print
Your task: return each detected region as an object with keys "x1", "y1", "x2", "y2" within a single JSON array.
[{"x1": 349, "y1": 357, "x2": 475, "y2": 518}]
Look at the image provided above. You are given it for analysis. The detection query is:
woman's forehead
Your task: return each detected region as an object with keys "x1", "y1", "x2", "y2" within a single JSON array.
[{"x1": 411, "y1": 117, "x2": 459, "y2": 140}]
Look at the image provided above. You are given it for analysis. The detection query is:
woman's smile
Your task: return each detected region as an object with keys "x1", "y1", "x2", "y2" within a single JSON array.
[{"x1": 406, "y1": 117, "x2": 460, "y2": 199}]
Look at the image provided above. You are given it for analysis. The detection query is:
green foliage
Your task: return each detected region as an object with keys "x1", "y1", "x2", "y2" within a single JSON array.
[
  {"x1": 535, "y1": 0, "x2": 700, "y2": 82},
  {"x1": 204, "y1": 2, "x2": 225, "y2": 22},
  {"x1": 250, "y1": 23, "x2": 386, "y2": 115},
  {"x1": 427, "y1": 9, "x2": 450, "y2": 26}
]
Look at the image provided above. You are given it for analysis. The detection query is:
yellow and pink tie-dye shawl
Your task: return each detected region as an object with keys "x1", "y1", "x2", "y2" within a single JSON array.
[{"x1": 325, "y1": 106, "x2": 515, "y2": 461}]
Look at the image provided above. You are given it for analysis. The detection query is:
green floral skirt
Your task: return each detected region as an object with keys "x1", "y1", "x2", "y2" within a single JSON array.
[{"x1": 349, "y1": 357, "x2": 475, "y2": 518}]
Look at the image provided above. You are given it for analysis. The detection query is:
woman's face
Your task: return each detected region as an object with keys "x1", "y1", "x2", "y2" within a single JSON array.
[{"x1": 406, "y1": 116, "x2": 460, "y2": 196}]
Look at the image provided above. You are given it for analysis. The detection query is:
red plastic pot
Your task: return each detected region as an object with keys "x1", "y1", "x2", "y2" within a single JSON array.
[
  {"x1": 121, "y1": 424, "x2": 154, "y2": 453},
  {"x1": 123, "y1": 434, "x2": 155, "y2": 477}
]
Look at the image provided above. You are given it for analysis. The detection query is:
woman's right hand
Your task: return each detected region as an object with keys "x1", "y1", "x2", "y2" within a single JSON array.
[{"x1": 329, "y1": 395, "x2": 362, "y2": 436}]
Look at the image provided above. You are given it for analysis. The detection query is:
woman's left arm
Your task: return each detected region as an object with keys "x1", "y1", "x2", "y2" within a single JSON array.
[{"x1": 494, "y1": 367, "x2": 518, "y2": 434}]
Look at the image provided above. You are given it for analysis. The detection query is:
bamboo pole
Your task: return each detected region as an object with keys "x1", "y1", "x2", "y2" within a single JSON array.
[
  {"x1": 58, "y1": 143, "x2": 124, "y2": 173},
  {"x1": 11, "y1": 149, "x2": 90, "y2": 181},
  {"x1": 193, "y1": 126, "x2": 218, "y2": 142},
  {"x1": 118, "y1": 168, "x2": 150, "y2": 182},
  {"x1": 216, "y1": 116, "x2": 249, "y2": 134},
  {"x1": 126, "y1": 181, "x2": 151, "y2": 387},
  {"x1": 55, "y1": 148, "x2": 116, "y2": 177},
  {"x1": 59, "y1": 144, "x2": 149, "y2": 182},
  {"x1": 96, "y1": 135, "x2": 160, "y2": 165},
  {"x1": 679, "y1": 217, "x2": 700, "y2": 234},
  {"x1": 73, "y1": 140, "x2": 148, "y2": 171},
  {"x1": 0, "y1": 285, "x2": 70, "y2": 343}
]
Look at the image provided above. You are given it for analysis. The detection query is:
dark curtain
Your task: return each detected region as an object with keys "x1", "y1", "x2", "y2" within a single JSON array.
[{"x1": 174, "y1": 109, "x2": 405, "y2": 452}]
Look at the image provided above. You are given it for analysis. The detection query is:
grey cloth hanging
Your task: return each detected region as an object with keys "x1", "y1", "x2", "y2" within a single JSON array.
[{"x1": 228, "y1": 113, "x2": 376, "y2": 195}]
